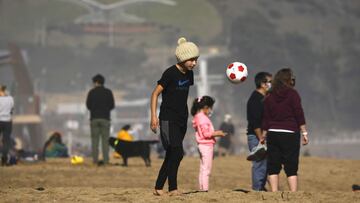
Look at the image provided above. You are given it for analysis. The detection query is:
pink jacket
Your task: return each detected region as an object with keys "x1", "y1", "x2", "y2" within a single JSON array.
[{"x1": 192, "y1": 111, "x2": 216, "y2": 145}]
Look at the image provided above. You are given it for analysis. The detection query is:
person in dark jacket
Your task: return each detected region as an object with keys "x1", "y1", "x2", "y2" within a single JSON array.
[
  {"x1": 261, "y1": 68, "x2": 309, "y2": 192},
  {"x1": 86, "y1": 74, "x2": 115, "y2": 165},
  {"x1": 246, "y1": 72, "x2": 272, "y2": 191},
  {"x1": 218, "y1": 114, "x2": 235, "y2": 156}
]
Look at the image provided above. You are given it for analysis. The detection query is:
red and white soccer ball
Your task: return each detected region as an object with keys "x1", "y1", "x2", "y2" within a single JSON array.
[{"x1": 226, "y1": 62, "x2": 248, "y2": 84}]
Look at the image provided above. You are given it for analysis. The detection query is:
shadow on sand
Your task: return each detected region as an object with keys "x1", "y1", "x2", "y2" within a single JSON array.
[{"x1": 232, "y1": 188, "x2": 251, "y2": 193}]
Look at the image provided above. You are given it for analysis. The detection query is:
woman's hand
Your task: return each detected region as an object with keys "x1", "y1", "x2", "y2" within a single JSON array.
[
  {"x1": 259, "y1": 130, "x2": 267, "y2": 144},
  {"x1": 302, "y1": 132, "x2": 309, "y2": 145},
  {"x1": 259, "y1": 135, "x2": 266, "y2": 145}
]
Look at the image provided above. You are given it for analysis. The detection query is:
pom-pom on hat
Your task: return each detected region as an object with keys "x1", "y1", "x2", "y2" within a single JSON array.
[{"x1": 175, "y1": 37, "x2": 200, "y2": 63}]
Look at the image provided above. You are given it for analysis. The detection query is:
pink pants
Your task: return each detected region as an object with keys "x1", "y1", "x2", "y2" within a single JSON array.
[{"x1": 198, "y1": 144, "x2": 214, "y2": 191}]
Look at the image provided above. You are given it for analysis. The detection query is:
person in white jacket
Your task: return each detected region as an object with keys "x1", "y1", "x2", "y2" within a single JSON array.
[{"x1": 0, "y1": 85, "x2": 14, "y2": 166}]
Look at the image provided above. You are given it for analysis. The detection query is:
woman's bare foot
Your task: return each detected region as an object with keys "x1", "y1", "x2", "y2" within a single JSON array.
[
  {"x1": 169, "y1": 190, "x2": 182, "y2": 196},
  {"x1": 153, "y1": 189, "x2": 165, "y2": 196}
]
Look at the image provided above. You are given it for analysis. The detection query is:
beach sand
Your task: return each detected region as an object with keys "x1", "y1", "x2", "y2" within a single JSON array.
[{"x1": 1, "y1": 156, "x2": 359, "y2": 202}]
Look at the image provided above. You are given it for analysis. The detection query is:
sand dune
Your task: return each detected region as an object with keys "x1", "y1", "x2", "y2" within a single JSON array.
[{"x1": 1, "y1": 156, "x2": 359, "y2": 202}]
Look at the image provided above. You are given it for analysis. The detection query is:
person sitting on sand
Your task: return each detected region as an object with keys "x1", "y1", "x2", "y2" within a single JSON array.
[{"x1": 43, "y1": 131, "x2": 69, "y2": 159}]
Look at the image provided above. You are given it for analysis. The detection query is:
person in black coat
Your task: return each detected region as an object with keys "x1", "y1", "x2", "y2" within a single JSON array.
[
  {"x1": 218, "y1": 114, "x2": 235, "y2": 156},
  {"x1": 86, "y1": 74, "x2": 115, "y2": 165}
]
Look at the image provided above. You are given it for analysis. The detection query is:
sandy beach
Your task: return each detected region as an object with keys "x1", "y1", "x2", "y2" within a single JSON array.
[{"x1": 1, "y1": 156, "x2": 359, "y2": 202}]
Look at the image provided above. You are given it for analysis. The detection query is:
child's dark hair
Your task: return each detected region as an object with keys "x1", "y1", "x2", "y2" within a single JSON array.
[
  {"x1": 121, "y1": 124, "x2": 131, "y2": 131},
  {"x1": 191, "y1": 96, "x2": 215, "y2": 116}
]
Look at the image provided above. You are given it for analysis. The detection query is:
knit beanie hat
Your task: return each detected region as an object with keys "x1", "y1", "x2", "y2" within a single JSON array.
[{"x1": 175, "y1": 37, "x2": 200, "y2": 63}]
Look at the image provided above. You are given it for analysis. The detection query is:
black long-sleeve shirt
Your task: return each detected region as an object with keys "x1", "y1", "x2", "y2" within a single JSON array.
[
  {"x1": 246, "y1": 90, "x2": 264, "y2": 135},
  {"x1": 86, "y1": 86, "x2": 115, "y2": 120}
]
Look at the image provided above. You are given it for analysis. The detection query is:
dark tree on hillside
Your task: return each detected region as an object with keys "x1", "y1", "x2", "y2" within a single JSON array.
[
  {"x1": 228, "y1": 10, "x2": 360, "y2": 135},
  {"x1": 229, "y1": 10, "x2": 285, "y2": 70}
]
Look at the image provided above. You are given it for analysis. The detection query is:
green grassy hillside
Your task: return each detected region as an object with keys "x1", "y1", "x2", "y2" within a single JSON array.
[{"x1": 0, "y1": 0, "x2": 222, "y2": 45}]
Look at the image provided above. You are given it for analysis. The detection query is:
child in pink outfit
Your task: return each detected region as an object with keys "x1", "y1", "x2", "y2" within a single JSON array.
[{"x1": 191, "y1": 96, "x2": 226, "y2": 192}]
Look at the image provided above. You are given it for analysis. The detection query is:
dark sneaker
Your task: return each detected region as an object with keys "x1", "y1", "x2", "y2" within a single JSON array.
[
  {"x1": 353, "y1": 184, "x2": 360, "y2": 191},
  {"x1": 247, "y1": 144, "x2": 267, "y2": 161}
]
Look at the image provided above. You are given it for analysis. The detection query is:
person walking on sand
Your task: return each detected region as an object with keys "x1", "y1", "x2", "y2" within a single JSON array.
[
  {"x1": 191, "y1": 96, "x2": 226, "y2": 192},
  {"x1": 86, "y1": 74, "x2": 115, "y2": 165},
  {"x1": 261, "y1": 68, "x2": 309, "y2": 192},
  {"x1": 150, "y1": 37, "x2": 200, "y2": 196}
]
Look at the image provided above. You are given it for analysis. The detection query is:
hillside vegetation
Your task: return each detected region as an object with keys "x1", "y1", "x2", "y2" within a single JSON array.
[{"x1": 0, "y1": 0, "x2": 359, "y2": 143}]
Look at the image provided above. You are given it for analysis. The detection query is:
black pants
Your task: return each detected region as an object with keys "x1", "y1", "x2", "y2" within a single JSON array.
[
  {"x1": 266, "y1": 131, "x2": 300, "y2": 177},
  {"x1": 155, "y1": 120, "x2": 186, "y2": 191},
  {"x1": 0, "y1": 121, "x2": 12, "y2": 165},
  {"x1": 155, "y1": 146, "x2": 184, "y2": 191}
]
